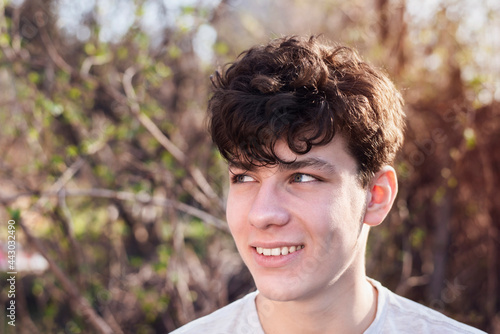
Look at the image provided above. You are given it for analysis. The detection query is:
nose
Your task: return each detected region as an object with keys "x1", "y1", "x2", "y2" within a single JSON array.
[{"x1": 248, "y1": 182, "x2": 290, "y2": 229}]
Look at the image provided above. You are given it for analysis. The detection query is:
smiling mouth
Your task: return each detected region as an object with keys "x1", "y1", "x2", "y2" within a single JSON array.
[{"x1": 255, "y1": 245, "x2": 305, "y2": 256}]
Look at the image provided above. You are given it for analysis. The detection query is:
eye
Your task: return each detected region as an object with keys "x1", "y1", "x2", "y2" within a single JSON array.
[
  {"x1": 291, "y1": 173, "x2": 317, "y2": 183},
  {"x1": 231, "y1": 174, "x2": 256, "y2": 183}
]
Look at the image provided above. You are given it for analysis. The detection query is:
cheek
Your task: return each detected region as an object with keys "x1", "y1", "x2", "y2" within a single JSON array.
[
  {"x1": 303, "y1": 198, "x2": 339, "y2": 248},
  {"x1": 310, "y1": 190, "x2": 364, "y2": 241},
  {"x1": 226, "y1": 193, "x2": 246, "y2": 233}
]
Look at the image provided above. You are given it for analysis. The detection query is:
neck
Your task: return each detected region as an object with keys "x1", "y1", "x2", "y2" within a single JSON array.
[{"x1": 256, "y1": 273, "x2": 377, "y2": 334}]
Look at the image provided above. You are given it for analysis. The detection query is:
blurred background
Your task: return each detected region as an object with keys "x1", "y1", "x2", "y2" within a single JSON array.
[{"x1": 0, "y1": 0, "x2": 498, "y2": 333}]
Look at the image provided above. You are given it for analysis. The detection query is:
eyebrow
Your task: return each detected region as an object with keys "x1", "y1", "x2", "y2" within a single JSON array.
[
  {"x1": 278, "y1": 157, "x2": 337, "y2": 173},
  {"x1": 228, "y1": 157, "x2": 336, "y2": 174}
]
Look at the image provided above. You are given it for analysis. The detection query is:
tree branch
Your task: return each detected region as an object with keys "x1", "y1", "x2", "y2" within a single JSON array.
[
  {"x1": 34, "y1": 157, "x2": 85, "y2": 210},
  {"x1": 121, "y1": 65, "x2": 223, "y2": 208},
  {"x1": 18, "y1": 218, "x2": 114, "y2": 334},
  {"x1": 1, "y1": 188, "x2": 229, "y2": 233},
  {"x1": 35, "y1": 12, "x2": 72, "y2": 73}
]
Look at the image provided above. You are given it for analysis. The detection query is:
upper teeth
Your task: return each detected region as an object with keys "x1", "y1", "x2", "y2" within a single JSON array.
[{"x1": 256, "y1": 245, "x2": 304, "y2": 256}]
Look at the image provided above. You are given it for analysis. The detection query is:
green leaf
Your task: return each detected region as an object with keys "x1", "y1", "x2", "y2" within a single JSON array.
[
  {"x1": 7, "y1": 208, "x2": 21, "y2": 221},
  {"x1": 463, "y1": 128, "x2": 476, "y2": 150},
  {"x1": 410, "y1": 228, "x2": 426, "y2": 248},
  {"x1": 214, "y1": 41, "x2": 229, "y2": 55},
  {"x1": 117, "y1": 46, "x2": 129, "y2": 60},
  {"x1": 181, "y1": 6, "x2": 195, "y2": 15},
  {"x1": 0, "y1": 33, "x2": 10, "y2": 46},
  {"x1": 66, "y1": 145, "x2": 79, "y2": 157},
  {"x1": 155, "y1": 63, "x2": 172, "y2": 78},
  {"x1": 69, "y1": 87, "x2": 81, "y2": 100},
  {"x1": 168, "y1": 45, "x2": 182, "y2": 59},
  {"x1": 84, "y1": 43, "x2": 96, "y2": 55},
  {"x1": 432, "y1": 186, "x2": 446, "y2": 204},
  {"x1": 28, "y1": 71, "x2": 41, "y2": 84}
]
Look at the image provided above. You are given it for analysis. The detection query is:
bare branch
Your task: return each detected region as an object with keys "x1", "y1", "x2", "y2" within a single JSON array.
[
  {"x1": 57, "y1": 188, "x2": 86, "y2": 287},
  {"x1": 80, "y1": 54, "x2": 112, "y2": 77},
  {"x1": 35, "y1": 12, "x2": 72, "y2": 73},
  {"x1": 122, "y1": 65, "x2": 186, "y2": 163},
  {"x1": 0, "y1": 3, "x2": 16, "y2": 61},
  {"x1": 1, "y1": 188, "x2": 229, "y2": 233},
  {"x1": 34, "y1": 157, "x2": 85, "y2": 210},
  {"x1": 121, "y1": 66, "x2": 223, "y2": 208},
  {"x1": 18, "y1": 218, "x2": 115, "y2": 334}
]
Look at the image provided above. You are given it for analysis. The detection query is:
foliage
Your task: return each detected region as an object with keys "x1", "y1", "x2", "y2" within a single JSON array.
[{"x1": 0, "y1": 0, "x2": 498, "y2": 333}]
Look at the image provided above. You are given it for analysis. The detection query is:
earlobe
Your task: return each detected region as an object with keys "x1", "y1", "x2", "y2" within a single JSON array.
[{"x1": 363, "y1": 166, "x2": 398, "y2": 226}]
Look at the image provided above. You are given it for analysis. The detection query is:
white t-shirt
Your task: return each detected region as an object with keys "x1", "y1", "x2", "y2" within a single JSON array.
[{"x1": 171, "y1": 279, "x2": 486, "y2": 334}]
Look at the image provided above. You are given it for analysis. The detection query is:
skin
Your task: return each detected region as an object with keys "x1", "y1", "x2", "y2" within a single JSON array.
[{"x1": 226, "y1": 135, "x2": 398, "y2": 334}]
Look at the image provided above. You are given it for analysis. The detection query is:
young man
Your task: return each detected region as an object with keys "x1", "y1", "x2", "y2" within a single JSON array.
[{"x1": 172, "y1": 36, "x2": 485, "y2": 333}]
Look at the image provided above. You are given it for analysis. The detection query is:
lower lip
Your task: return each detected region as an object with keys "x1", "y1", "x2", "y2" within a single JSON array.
[{"x1": 251, "y1": 247, "x2": 303, "y2": 268}]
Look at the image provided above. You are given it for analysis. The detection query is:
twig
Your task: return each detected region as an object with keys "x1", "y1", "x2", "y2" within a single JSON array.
[
  {"x1": 0, "y1": 2, "x2": 16, "y2": 61},
  {"x1": 18, "y1": 218, "x2": 114, "y2": 334},
  {"x1": 101, "y1": 75, "x2": 224, "y2": 212},
  {"x1": 15, "y1": 273, "x2": 41, "y2": 334},
  {"x1": 35, "y1": 13, "x2": 72, "y2": 73},
  {"x1": 121, "y1": 66, "x2": 223, "y2": 208},
  {"x1": 80, "y1": 54, "x2": 112, "y2": 77},
  {"x1": 103, "y1": 307, "x2": 125, "y2": 334},
  {"x1": 122, "y1": 66, "x2": 184, "y2": 160},
  {"x1": 57, "y1": 188, "x2": 86, "y2": 287},
  {"x1": 1, "y1": 188, "x2": 229, "y2": 232},
  {"x1": 34, "y1": 157, "x2": 85, "y2": 210}
]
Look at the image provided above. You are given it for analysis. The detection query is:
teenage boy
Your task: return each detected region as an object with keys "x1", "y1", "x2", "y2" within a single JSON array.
[{"x1": 172, "y1": 36, "x2": 485, "y2": 334}]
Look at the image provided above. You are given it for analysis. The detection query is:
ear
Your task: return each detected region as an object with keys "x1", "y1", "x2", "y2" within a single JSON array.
[{"x1": 363, "y1": 166, "x2": 398, "y2": 226}]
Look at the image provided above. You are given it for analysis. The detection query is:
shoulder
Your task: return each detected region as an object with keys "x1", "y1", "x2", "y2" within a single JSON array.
[
  {"x1": 367, "y1": 279, "x2": 486, "y2": 334},
  {"x1": 170, "y1": 291, "x2": 263, "y2": 334}
]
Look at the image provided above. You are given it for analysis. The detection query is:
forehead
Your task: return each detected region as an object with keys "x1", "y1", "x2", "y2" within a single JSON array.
[{"x1": 229, "y1": 135, "x2": 356, "y2": 173}]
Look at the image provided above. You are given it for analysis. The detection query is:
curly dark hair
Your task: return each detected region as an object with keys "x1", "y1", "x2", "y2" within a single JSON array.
[{"x1": 208, "y1": 35, "x2": 405, "y2": 186}]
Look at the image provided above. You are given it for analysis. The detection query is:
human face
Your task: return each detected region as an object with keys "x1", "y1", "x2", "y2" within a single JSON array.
[{"x1": 226, "y1": 136, "x2": 371, "y2": 302}]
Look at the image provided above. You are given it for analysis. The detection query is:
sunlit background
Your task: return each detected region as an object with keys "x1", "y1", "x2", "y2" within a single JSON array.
[{"x1": 0, "y1": 0, "x2": 499, "y2": 333}]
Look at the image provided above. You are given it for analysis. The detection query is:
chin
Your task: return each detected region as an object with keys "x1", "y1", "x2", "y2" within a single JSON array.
[
  {"x1": 253, "y1": 274, "x2": 311, "y2": 302},
  {"x1": 257, "y1": 285, "x2": 298, "y2": 302}
]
